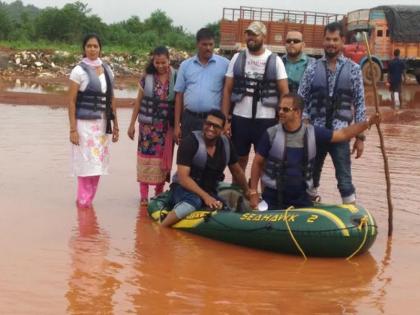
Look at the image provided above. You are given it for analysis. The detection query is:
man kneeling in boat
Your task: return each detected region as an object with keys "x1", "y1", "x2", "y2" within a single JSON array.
[
  {"x1": 161, "y1": 109, "x2": 250, "y2": 227},
  {"x1": 249, "y1": 93, "x2": 380, "y2": 210}
]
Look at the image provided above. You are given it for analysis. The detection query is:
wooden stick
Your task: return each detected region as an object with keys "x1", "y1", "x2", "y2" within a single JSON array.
[{"x1": 363, "y1": 32, "x2": 394, "y2": 236}]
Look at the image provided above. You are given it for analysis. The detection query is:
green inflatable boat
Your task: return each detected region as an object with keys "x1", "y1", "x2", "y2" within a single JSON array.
[{"x1": 147, "y1": 184, "x2": 378, "y2": 258}]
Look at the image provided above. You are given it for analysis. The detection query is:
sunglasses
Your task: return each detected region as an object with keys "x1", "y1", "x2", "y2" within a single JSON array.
[
  {"x1": 204, "y1": 120, "x2": 223, "y2": 130},
  {"x1": 279, "y1": 106, "x2": 297, "y2": 113},
  {"x1": 286, "y1": 38, "x2": 302, "y2": 44}
]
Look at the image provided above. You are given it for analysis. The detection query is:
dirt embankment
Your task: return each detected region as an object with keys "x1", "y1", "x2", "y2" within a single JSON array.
[{"x1": 0, "y1": 46, "x2": 190, "y2": 77}]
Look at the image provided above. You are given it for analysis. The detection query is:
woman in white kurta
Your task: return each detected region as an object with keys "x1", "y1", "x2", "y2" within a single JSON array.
[{"x1": 68, "y1": 33, "x2": 119, "y2": 208}]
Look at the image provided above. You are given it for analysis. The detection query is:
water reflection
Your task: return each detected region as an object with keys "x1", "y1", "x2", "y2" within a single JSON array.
[
  {"x1": 364, "y1": 83, "x2": 420, "y2": 109},
  {"x1": 374, "y1": 238, "x2": 393, "y2": 314},
  {"x1": 66, "y1": 207, "x2": 121, "y2": 314},
  {"x1": 1, "y1": 104, "x2": 419, "y2": 314},
  {"x1": 131, "y1": 211, "x2": 379, "y2": 313},
  {"x1": 5, "y1": 79, "x2": 68, "y2": 94},
  {"x1": 113, "y1": 83, "x2": 138, "y2": 99},
  {"x1": 1, "y1": 78, "x2": 139, "y2": 99}
]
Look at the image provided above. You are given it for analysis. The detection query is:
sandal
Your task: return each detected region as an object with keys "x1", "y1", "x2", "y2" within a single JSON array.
[{"x1": 311, "y1": 195, "x2": 322, "y2": 203}]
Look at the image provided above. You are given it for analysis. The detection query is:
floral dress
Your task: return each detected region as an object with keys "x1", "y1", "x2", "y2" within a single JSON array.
[{"x1": 137, "y1": 73, "x2": 173, "y2": 184}]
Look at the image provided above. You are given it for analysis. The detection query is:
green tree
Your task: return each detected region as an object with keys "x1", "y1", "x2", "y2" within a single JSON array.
[
  {"x1": 81, "y1": 14, "x2": 107, "y2": 39},
  {"x1": 35, "y1": 7, "x2": 67, "y2": 41},
  {"x1": 34, "y1": 1, "x2": 103, "y2": 42},
  {"x1": 205, "y1": 21, "x2": 220, "y2": 46},
  {"x1": 2, "y1": 1, "x2": 196, "y2": 52},
  {"x1": 123, "y1": 16, "x2": 144, "y2": 34},
  {"x1": 0, "y1": 7, "x2": 13, "y2": 40},
  {"x1": 144, "y1": 10, "x2": 173, "y2": 36}
]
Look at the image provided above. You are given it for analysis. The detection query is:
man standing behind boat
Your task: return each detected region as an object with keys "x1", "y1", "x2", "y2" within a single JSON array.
[
  {"x1": 249, "y1": 93, "x2": 380, "y2": 210},
  {"x1": 174, "y1": 28, "x2": 229, "y2": 143},
  {"x1": 161, "y1": 110, "x2": 249, "y2": 227},
  {"x1": 298, "y1": 22, "x2": 366, "y2": 204},
  {"x1": 222, "y1": 21, "x2": 289, "y2": 173},
  {"x1": 282, "y1": 31, "x2": 314, "y2": 93}
]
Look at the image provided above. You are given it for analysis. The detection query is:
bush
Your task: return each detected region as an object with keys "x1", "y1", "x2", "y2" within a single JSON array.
[{"x1": 2, "y1": 2, "x2": 197, "y2": 53}]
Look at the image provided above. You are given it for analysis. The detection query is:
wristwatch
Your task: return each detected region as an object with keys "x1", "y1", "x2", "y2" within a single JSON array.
[{"x1": 356, "y1": 134, "x2": 366, "y2": 141}]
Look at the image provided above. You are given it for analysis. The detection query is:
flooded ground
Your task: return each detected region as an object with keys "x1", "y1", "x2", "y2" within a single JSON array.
[{"x1": 1, "y1": 84, "x2": 420, "y2": 314}]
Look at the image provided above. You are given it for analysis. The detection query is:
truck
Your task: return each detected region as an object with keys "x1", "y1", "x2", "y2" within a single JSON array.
[
  {"x1": 344, "y1": 6, "x2": 420, "y2": 84},
  {"x1": 220, "y1": 6, "x2": 420, "y2": 84}
]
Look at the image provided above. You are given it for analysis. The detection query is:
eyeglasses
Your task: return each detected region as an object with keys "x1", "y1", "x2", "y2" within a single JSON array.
[
  {"x1": 279, "y1": 106, "x2": 297, "y2": 113},
  {"x1": 286, "y1": 39, "x2": 302, "y2": 44},
  {"x1": 204, "y1": 120, "x2": 223, "y2": 130}
]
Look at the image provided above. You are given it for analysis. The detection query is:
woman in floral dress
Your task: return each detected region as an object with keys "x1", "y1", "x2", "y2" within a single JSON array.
[
  {"x1": 128, "y1": 46, "x2": 176, "y2": 205},
  {"x1": 68, "y1": 33, "x2": 119, "y2": 208}
]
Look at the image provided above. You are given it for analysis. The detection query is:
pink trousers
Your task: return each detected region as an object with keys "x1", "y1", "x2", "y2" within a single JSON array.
[
  {"x1": 77, "y1": 176, "x2": 100, "y2": 208},
  {"x1": 139, "y1": 182, "x2": 164, "y2": 201}
]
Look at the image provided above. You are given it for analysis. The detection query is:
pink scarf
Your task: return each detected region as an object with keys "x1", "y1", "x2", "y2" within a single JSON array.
[{"x1": 82, "y1": 57, "x2": 102, "y2": 67}]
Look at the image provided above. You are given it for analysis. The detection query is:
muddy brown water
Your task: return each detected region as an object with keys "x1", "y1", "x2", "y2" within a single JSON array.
[{"x1": 1, "y1": 85, "x2": 420, "y2": 314}]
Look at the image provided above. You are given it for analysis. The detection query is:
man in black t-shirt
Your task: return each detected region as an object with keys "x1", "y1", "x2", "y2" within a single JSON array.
[{"x1": 161, "y1": 110, "x2": 249, "y2": 227}]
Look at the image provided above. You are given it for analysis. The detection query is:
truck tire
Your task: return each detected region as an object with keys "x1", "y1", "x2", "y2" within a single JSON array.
[{"x1": 362, "y1": 61, "x2": 381, "y2": 85}]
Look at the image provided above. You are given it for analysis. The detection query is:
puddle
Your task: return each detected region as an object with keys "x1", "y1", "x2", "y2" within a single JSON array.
[
  {"x1": 5, "y1": 79, "x2": 68, "y2": 95},
  {"x1": 1, "y1": 78, "x2": 138, "y2": 99}
]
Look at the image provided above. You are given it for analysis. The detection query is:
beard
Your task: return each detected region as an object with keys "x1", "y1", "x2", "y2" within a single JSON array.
[
  {"x1": 247, "y1": 41, "x2": 263, "y2": 52},
  {"x1": 287, "y1": 50, "x2": 301, "y2": 58},
  {"x1": 324, "y1": 48, "x2": 340, "y2": 58}
]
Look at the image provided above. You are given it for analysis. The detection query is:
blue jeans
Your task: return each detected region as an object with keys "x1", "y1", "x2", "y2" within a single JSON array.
[
  {"x1": 170, "y1": 184, "x2": 203, "y2": 218},
  {"x1": 312, "y1": 141, "x2": 355, "y2": 198}
]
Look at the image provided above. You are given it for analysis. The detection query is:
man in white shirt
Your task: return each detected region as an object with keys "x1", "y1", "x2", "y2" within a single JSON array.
[{"x1": 222, "y1": 21, "x2": 289, "y2": 172}]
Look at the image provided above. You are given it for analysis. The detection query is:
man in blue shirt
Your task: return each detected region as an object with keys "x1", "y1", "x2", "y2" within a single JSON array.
[
  {"x1": 249, "y1": 93, "x2": 380, "y2": 210},
  {"x1": 174, "y1": 28, "x2": 229, "y2": 142},
  {"x1": 388, "y1": 48, "x2": 406, "y2": 108},
  {"x1": 298, "y1": 22, "x2": 366, "y2": 204},
  {"x1": 282, "y1": 31, "x2": 314, "y2": 93}
]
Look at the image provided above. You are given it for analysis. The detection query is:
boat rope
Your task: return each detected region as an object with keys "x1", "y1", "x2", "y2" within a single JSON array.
[
  {"x1": 284, "y1": 206, "x2": 307, "y2": 260},
  {"x1": 346, "y1": 216, "x2": 369, "y2": 260}
]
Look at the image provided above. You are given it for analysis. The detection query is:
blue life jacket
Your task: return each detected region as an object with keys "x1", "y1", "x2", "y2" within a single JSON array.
[
  {"x1": 138, "y1": 68, "x2": 177, "y2": 125},
  {"x1": 231, "y1": 50, "x2": 279, "y2": 108},
  {"x1": 172, "y1": 131, "x2": 230, "y2": 186},
  {"x1": 309, "y1": 59, "x2": 354, "y2": 128},
  {"x1": 261, "y1": 124, "x2": 316, "y2": 206},
  {"x1": 76, "y1": 62, "x2": 114, "y2": 120}
]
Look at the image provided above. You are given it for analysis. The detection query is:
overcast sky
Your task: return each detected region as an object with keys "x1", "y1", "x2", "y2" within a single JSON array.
[{"x1": 7, "y1": 0, "x2": 420, "y2": 32}]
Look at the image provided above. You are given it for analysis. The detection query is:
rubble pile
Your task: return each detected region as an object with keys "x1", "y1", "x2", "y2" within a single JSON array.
[{"x1": 2, "y1": 47, "x2": 192, "y2": 78}]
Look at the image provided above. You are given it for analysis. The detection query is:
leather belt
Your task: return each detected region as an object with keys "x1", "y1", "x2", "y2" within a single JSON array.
[{"x1": 185, "y1": 109, "x2": 209, "y2": 119}]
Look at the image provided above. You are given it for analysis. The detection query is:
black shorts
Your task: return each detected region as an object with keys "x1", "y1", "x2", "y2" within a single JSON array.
[
  {"x1": 181, "y1": 109, "x2": 208, "y2": 139},
  {"x1": 231, "y1": 115, "x2": 277, "y2": 156}
]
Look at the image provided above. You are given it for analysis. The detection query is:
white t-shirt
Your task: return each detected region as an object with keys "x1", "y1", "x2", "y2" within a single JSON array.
[
  {"x1": 69, "y1": 64, "x2": 112, "y2": 93},
  {"x1": 226, "y1": 48, "x2": 287, "y2": 119}
]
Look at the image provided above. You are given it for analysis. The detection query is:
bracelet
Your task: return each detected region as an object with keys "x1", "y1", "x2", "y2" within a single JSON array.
[
  {"x1": 356, "y1": 133, "x2": 366, "y2": 141},
  {"x1": 248, "y1": 189, "x2": 259, "y2": 196}
]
